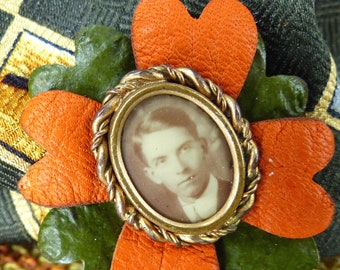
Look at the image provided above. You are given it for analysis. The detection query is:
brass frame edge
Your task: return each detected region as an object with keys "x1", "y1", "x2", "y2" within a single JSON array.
[{"x1": 91, "y1": 65, "x2": 261, "y2": 246}]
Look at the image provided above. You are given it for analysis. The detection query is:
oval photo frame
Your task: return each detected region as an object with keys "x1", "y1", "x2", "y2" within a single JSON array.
[
  {"x1": 111, "y1": 82, "x2": 244, "y2": 234},
  {"x1": 92, "y1": 65, "x2": 260, "y2": 245}
]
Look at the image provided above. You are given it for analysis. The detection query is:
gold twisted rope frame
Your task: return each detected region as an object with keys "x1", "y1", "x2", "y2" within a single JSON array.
[{"x1": 91, "y1": 65, "x2": 260, "y2": 246}]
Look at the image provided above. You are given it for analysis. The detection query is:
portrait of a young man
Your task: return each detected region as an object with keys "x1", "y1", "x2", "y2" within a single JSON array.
[{"x1": 122, "y1": 95, "x2": 233, "y2": 223}]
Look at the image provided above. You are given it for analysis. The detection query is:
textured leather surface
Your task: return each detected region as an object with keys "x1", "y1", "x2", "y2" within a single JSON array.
[
  {"x1": 132, "y1": 0, "x2": 257, "y2": 99},
  {"x1": 243, "y1": 118, "x2": 335, "y2": 238},
  {"x1": 111, "y1": 224, "x2": 219, "y2": 270},
  {"x1": 18, "y1": 91, "x2": 109, "y2": 207}
]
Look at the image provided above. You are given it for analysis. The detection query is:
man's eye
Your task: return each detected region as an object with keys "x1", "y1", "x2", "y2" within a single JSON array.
[
  {"x1": 181, "y1": 143, "x2": 192, "y2": 152},
  {"x1": 155, "y1": 157, "x2": 166, "y2": 166}
]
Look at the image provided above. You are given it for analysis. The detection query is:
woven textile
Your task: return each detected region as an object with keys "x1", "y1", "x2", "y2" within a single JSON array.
[{"x1": 0, "y1": 0, "x2": 339, "y2": 258}]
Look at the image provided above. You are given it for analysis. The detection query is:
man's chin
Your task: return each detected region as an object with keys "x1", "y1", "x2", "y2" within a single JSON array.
[{"x1": 179, "y1": 188, "x2": 204, "y2": 201}]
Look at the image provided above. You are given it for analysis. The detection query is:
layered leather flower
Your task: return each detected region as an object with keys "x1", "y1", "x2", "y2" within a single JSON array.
[{"x1": 18, "y1": 0, "x2": 335, "y2": 268}]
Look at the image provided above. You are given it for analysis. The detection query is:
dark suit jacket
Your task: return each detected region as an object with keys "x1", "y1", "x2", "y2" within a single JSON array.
[{"x1": 154, "y1": 178, "x2": 232, "y2": 223}]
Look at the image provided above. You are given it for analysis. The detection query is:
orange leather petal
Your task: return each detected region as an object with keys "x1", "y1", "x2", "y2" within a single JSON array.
[
  {"x1": 243, "y1": 118, "x2": 335, "y2": 238},
  {"x1": 111, "y1": 224, "x2": 219, "y2": 270},
  {"x1": 18, "y1": 91, "x2": 109, "y2": 207},
  {"x1": 132, "y1": 0, "x2": 257, "y2": 99}
]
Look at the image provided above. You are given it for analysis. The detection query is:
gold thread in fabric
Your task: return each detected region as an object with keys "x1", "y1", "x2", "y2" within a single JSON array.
[
  {"x1": 0, "y1": 83, "x2": 46, "y2": 161},
  {"x1": 0, "y1": 145, "x2": 32, "y2": 172},
  {"x1": 306, "y1": 55, "x2": 340, "y2": 130},
  {"x1": 0, "y1": 14, "x2": 74, "y2": 65},
  {"x1": 9, "y1": 190, "x2": 50, "y2": 241},
  {"x1": 0, "y1": 20, "x2": 75, "y2": 162},
  {"x1": 1, "y1": 0, "x2": 24, "y2": 15}
]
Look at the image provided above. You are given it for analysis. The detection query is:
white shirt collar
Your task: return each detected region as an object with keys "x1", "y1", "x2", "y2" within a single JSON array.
[{"x1": 179, "y1": 174, "x2": 219, "y2": 222}]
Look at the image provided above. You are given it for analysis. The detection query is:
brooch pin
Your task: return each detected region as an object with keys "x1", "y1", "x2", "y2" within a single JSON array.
[{"x1": 92, "y1": 65, "x2": 260, "y2": 246}]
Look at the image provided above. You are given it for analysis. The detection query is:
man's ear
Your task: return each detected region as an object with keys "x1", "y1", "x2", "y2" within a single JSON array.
[{"x1": 144, "y1": 167, "x2": 162, "y2": 184}]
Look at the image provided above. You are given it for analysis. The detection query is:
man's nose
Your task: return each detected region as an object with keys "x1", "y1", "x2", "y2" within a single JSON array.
[{"x1": 172, "y1": 156, "x2": 187, "y2": 174}]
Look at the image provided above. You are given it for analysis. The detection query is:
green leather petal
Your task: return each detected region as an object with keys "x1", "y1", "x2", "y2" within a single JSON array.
[
  {"x1": 238, "y1": 37, "x2": 308, "y2": 122},
  {"x1": 216, "y1": 222, "x2": 319, "y2": 270},
  {"x1": 38, "y1": 203, "x2": 123, "y2": 269}
]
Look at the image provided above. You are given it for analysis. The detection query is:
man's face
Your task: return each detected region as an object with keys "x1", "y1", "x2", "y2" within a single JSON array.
[{"x1": 141, "y1": 126, "x2": 209, "y2": 201}]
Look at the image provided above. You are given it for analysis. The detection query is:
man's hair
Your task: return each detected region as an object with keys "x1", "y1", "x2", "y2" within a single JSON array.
[{"x1": 133, "y1": 106, "x2": 199, "y2": 165}]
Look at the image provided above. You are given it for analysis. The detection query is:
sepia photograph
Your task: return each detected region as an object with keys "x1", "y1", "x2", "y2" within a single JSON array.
[{"x1": 121, "y1": 94, "x2": 233, "y2": 223}]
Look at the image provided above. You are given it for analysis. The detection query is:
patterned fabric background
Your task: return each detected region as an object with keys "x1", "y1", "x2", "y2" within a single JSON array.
[{"x1": 0, "y1": 0, "x2": 339, "y2": 260}]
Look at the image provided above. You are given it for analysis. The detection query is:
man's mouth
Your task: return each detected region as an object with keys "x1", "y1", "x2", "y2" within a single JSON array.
[{"x1": 179, "y1": 175, "x2": 195, "y2": 186}]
